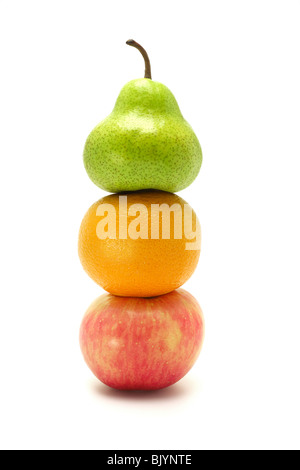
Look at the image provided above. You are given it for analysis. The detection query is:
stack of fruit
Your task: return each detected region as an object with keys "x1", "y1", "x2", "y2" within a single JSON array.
[{"x1": 78, "y1": 41, "x2": 205, "y2": 391}]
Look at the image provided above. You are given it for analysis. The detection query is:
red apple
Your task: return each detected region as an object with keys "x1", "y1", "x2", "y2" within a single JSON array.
[{"x1": 80, "y1": 288, "x2": 204, "y2": 390}]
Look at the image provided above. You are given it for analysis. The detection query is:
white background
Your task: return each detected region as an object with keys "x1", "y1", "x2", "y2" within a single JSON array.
[{"x1": 0, "y1": 0, "x2": 300, "y2": 450}]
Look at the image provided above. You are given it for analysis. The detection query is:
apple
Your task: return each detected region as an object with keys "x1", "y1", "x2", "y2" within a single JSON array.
[{"x1": 79, "y1": 288, "x2": 204, "y2": 390}]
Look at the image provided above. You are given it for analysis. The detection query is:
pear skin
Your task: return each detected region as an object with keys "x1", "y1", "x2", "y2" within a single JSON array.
[{"x1": 84, "y1": 42, "x2": 202, "y2": 193}]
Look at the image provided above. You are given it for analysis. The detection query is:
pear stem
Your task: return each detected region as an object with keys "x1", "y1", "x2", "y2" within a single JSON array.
[{"x1": 126, "y1": 39, "x2": 152, "y2": 80}]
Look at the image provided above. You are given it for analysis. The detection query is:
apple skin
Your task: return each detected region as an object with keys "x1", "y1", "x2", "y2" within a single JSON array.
[{"x1": 79, "y1": 288, "x2": 204, "y2": 391}]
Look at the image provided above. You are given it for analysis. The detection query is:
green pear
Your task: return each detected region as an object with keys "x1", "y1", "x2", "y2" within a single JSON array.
[{"x1": 84, "y1": 40, "x2": 202, "y2": 193}]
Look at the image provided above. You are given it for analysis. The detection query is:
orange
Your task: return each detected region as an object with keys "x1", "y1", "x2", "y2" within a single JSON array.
[{"x1": 78, "y1": 190, "x2": 200, "y2": 297}]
